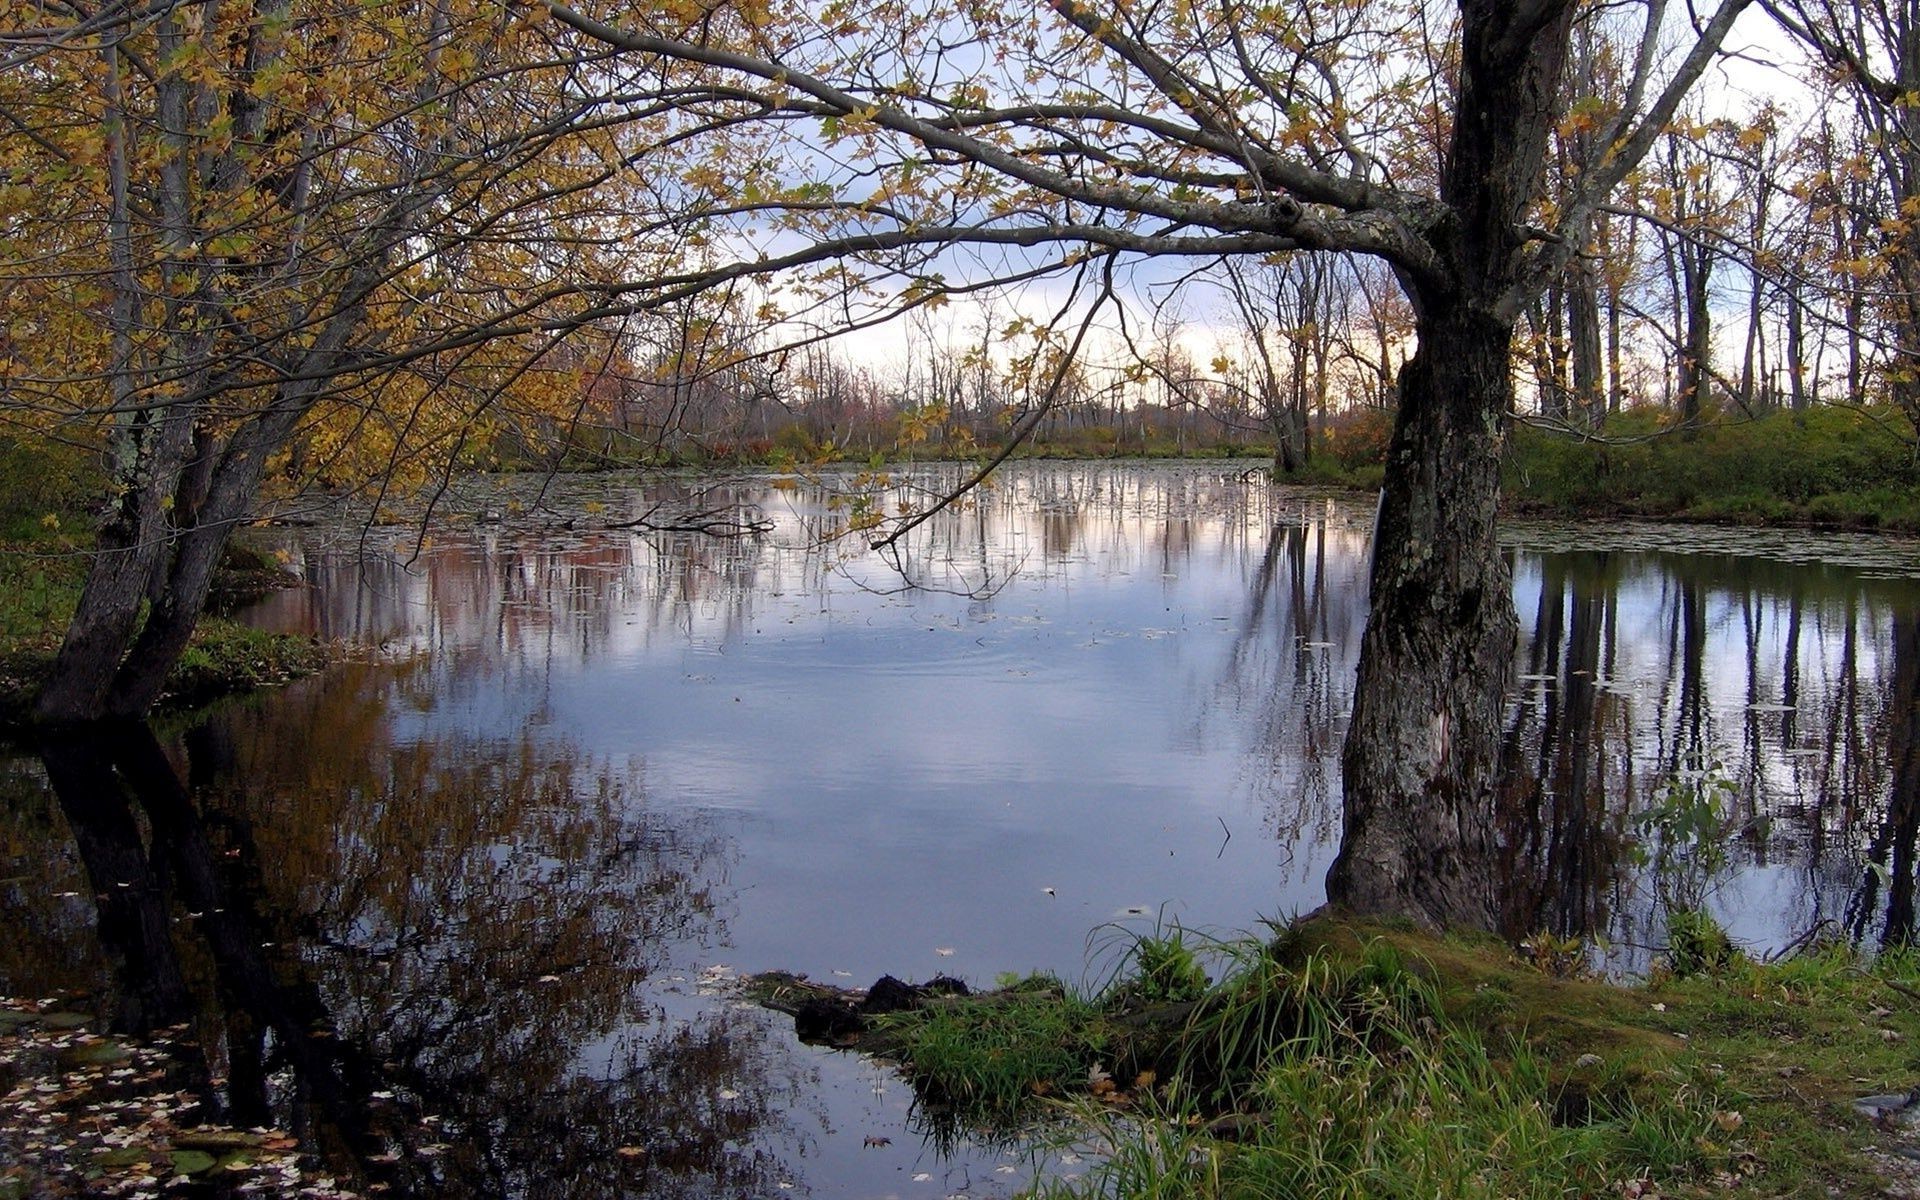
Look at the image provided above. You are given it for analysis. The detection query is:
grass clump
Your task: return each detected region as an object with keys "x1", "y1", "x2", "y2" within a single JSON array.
[
  {"x1": 878, "y1": 974, "x2": 1113, "y2": 1121},
  {"x1": 873, "y1": 916, "x2": 1920, "y2": 1199}
]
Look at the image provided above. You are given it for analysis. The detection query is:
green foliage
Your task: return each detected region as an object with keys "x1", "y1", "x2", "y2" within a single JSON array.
[
  {"x1": 1093, "y1": 918, "x2": 1213, "y2": 1007},
  {"x1": 1026, "y1": 928, "x2": 1730, "y2": 1200},
  {"x1": 0, "y1": 435, "x2": 102, "y2": 541},
  {"x1": 1664, "y1": 909, "x2": 1740, "y2": 979},
  {"x1": 0, "y1": 435, "x2": 100, "y2": 653},
  {"x1": 1518, "y1": 929, "x2": 1590, "y2": 979},
  {"x1": 1506, "y1": 406, "x2": 1920, "y2": 529},
  {"x1": 1131, "y1": 934, "x2": 1210, "y2": 1005},
  {"x1": 151, "y1": 623, "x2": 333, "y2": 712},
  {"x1": 0, "y1": 553, "x2": 85, "y2": 648},
  {"x1": 1630, "y1": 759, "x2": 1752, "y2": 919}
]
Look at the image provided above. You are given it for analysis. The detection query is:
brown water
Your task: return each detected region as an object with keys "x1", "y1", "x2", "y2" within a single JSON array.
[{"x1": 6, "y1": 460, "x2": 1920, "y2": 1196}]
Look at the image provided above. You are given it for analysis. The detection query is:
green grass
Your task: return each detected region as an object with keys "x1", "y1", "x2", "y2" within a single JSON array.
[
  {"x1": 877, "y1": 975, "x2": 1116, "y2": 1121},
  {"x1": 1505, "y1": 405, "x2": 1920, "y2": 529},
  {"x1": 868, "y1": 916, "x2": 1920, "y2": 1200}
]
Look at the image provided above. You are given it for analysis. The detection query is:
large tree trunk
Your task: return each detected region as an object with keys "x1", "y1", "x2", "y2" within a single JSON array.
[
  {"x1": 1323, "y1": 0, "x2": 1567, "y2": 931},
  {"x1": 35, "y1": 424, "x2": 271, "y2": 723},
  {"x1": 1677, "y1": 243, "x2": 1713, "y2": 430},
  {"x1": 107, "y1": 434, "x2": 277, "y2": 717},
  {"x1": 1271, "y1": 394, "x2": 1310, "y2": 474},
  {"x1": 1327, "y1": 304, "x2": 1521, "y2": 929}
]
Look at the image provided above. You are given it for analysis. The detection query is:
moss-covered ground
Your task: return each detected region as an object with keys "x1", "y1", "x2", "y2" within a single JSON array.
[{"x1": 773, "y1": 915, "x2": 1920, "y2": 1199}]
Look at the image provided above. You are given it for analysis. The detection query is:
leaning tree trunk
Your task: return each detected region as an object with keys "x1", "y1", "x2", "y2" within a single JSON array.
[{"x1": 1326, "y1": 304, "x2": 1521, "y2": 930}]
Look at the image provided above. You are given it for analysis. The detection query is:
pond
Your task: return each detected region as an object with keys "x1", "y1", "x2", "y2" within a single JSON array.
[{"x1": 5, "y1": 459, "x2": 1920, "y2": 1197}]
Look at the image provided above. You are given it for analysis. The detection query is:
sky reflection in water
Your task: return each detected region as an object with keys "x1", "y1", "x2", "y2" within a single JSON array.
[{"x1": 9, "y1": 461, "x2": 1920, "y2": 1196}]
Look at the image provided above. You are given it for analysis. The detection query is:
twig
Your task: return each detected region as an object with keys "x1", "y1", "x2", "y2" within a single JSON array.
[
  {"x1": 1763, "y1": 917, "x2": 1834, "y2": 964},
  {"x1": 603, "y1": 506, "x2": 772, "y2": 537}
]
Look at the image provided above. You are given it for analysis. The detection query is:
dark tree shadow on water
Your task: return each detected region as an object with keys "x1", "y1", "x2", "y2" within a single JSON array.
[
  {"x1": 30, "y1": 703, "x2": 816, "y2": 1199},
  {"x1": 1848, "y1": 613, "x2": 1920, "y2": 948},
  {"x1": 39, "y1": 720, "x2": 410, "y2": 1192}
]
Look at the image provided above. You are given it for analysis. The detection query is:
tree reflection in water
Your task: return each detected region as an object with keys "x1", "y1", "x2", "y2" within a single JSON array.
[
  {"x1": 1847, "y1": 612, "x2": 1920, "y2": 947},
  {"x1": 1489, "y1": 542, "x2": 1920, "y2": 957},
  {"x1": 20, "y1": 468, "x2": 1920, "y2": 1196},
  {"x1": 9, "y1": 669, "x2": 821, "y2": 1198},
  {"x1": 1194, "y1": 509, "x2": 1920, "y2": 956}
]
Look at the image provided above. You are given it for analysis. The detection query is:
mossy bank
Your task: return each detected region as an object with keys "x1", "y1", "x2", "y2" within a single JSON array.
[{"x1": 756, "y1": 915, "x2": 1920, "y2": 1199}]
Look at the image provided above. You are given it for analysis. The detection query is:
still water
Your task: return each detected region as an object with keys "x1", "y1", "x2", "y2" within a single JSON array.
[{"x1": 6, "y1": 460, "x2": 1920, "y2": 1196}]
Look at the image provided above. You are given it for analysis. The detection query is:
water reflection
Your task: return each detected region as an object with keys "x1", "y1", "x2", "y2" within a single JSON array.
[
  {"x1": 11, "y1": 463, "x2": 1920, "y2": 1195},
  {"x1": 238, "y1": 466, "x2": 1920, "y2": 962},
  {"x1": 1846, "y1": 612, "x2": 1920, "y2": 946},
  {"x1": 10, "y1": 695, "x2": 819, "y2": 1198},
  {"x1": 1498, "y1": 533, "x2": 1920, "y2": 954}
]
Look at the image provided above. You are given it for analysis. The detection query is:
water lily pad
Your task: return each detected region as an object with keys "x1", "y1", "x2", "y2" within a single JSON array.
[
  {"x1": 57, "y1": 1039, "x2": 131, "y2": 1068},
  {"x1": 92, "y1": 1148, "x2": 150, "y2": 1169},
  {"x1": 169, "y1": 1150, "x2": 217, "y2": 1176}
]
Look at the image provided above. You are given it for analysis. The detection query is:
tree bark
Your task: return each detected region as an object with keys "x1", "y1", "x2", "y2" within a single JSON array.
[
  {"x1": 1325, "y1": 0, "x2": 1570, "y2": 930},
  {"x1": 1568, "y1": 259, "x2": 1605, "y2": 427},
  {"x1": 1328, "y1": 303, "x2": 1521, "y2": 930},
  {"x1": 1678, "y1": 243, "x2": 1713, "y2": 430}
]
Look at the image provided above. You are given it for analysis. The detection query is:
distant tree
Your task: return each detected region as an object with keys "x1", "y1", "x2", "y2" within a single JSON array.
[
  {"x1": 1767, "y1": 0, "x2": 1920, "y2": 448},
  {"x1": 1222, "y1": 256, "x2": 1345, "y2": 473}
]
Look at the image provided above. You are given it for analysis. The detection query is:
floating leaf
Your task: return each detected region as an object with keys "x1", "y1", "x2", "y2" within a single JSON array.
[{"x1": 169, "y1": 1150, "x2": 217, "y2": 1176}]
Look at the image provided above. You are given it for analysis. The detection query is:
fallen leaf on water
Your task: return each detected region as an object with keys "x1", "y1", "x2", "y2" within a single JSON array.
[
  {"x1": 169, "y1": 1150, "x2": 218, "y2": 1176},
  {"x1": 934, "y1": 947, "x2": 955, "y2": 957}
]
